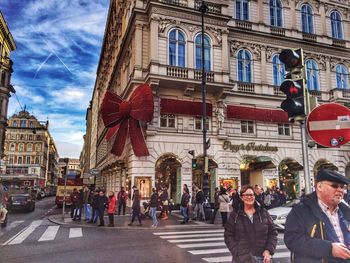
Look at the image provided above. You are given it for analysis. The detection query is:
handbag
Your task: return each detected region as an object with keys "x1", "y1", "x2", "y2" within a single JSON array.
[{"x1": 250, "y1": 254, "x2": 273, "y2": 263}]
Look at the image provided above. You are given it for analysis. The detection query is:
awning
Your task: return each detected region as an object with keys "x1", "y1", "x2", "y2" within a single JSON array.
[{"x1": 240, "y1": 156, "x2": 276, "y2": 170}]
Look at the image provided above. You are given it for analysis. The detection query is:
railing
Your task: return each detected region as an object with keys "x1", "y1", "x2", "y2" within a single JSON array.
[
  {"x1": 273, "y1": 86, "x2": 284, "y2": 96},
  {"x1": 194, "y1": 70, "x2": 214, "y2": 82},
  {"x1": 302, "y1": 32, "x2": 317, "y2": 42},
  {"x1": 194, "y1": 0, "x2": 221, "y2": 14},
  {"x1": 237, "y1": 82, "x2": 255, "y2": 93},
  {"x1": 166, "y1": 66, "x2": 188, "y2": 78},
  {"x1": 270, "y1": 26, "x2": 285, "y2": 36},
  {"x1": 235, "y1": 20, "x2": 252, "y2": 30},
  {"x1": 342, "y1": 89, "x2": 350, "y2": 98},
  {"x1": 332, "y1": 38, "x2": 346, "y2": 48},
  {"x1": 159, "y1": 0, "x2": 188, "y2": 7},
  {"x1": 309, "y1": 90, "x2": 322, "y2": 100}
]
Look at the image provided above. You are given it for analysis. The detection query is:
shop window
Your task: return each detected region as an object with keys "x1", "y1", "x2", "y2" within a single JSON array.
[
  {"x1": 241, "y1": 120, "x2": 254, "y2": 134},
  {"x1": 160, "y1": 114, "x2": 176, "y2": 128},
  {"x1": 278, "y1": 124, "x2": 291, "y2": 136},
  {"x1": 194, "y1": 116, "x2": 210, "y2": 131},
  {"x1": 135, "y1": 177, "x2": 151, "y2": 199}
]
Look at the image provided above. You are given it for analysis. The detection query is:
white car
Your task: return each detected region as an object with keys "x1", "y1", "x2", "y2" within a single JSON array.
[{"x1": 268, "y1": 199, "x2": 300, "y2": 230}]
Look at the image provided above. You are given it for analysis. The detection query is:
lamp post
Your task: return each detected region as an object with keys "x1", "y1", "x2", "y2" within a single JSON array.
[
  {"x1": 62, "y1": 158, "x2": 69, "y2": 221},
  {"x1": 199, "y1": 1, "x2": 211, "y2": 219}
]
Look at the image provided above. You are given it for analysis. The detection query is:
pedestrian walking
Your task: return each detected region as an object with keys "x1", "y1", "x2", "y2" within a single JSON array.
[
  {"x1": 70, "y1": 188, "x2": 79, "y2": 219},
  {"x1": 159, "y1": 187, "x2": 169, "y2": 220},
  {"x1": 88, "y1": 190, "x2": 99, "y2": 223},
  {"x1": 128, "y1": 186, "x2": 142, "y2": 226},
  {"x1": 107, "y1": 191, "x2": 116, "y2": 227},
  {"x1": 284, "y1": 169, "x2": 350, "y2": 262},
  {"x1": 218, "y1": 187, "x2": 230, "y2": 227},
  {"x1": 180, "y1": 184, "x2": 190, "y2": 224},
  {"x1": 83, "y1": 186, "x2": 91, "y2": 221},
  {"x1": 117, "y1": 187, "x2": 128, "y2": 215},
  {"x1": 210, "y1": 187, "x2": 220, "y2": 224},
  {"x1": 149, "y1": 188, "x2": 159, "y2": 228},
  {"x1": 224, "y1": 185, "x2": 277, "y2": 263},
  {"x1": 97, "y1": 190, "x2": 108, "y2": 226},
  {"x1": 73, "y1": 189, "x2": 83, "y2": 221},
  {"x1": 193, "y1": 187, "x2": 205, "y2": 221}
]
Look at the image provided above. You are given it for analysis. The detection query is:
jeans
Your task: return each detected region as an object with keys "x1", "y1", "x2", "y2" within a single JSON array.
[
  {"x1": 90, "y1": 208, "x2": 99, "y2": 223},
  {"x1": 84, "y1": 204, "x2": 91, "y2": 220},
  {"x1": 193, "y1": 203, "x2": 205, "y2": 220},
  {"x1": 149, "y1": 207, "x2": 157, "y2": 226},
  {"x1": 180, "y1": 206, "x2": 189, "y2": 223},
  {"x1": 220, "y1": 212, "x2": 228, "y2": 227},
  {"x1": 131, "y1": 209, "x2": 141, "y2": 224},
  {"x1": 118, "y1": 202, "x2": 126, "y2": 215}
]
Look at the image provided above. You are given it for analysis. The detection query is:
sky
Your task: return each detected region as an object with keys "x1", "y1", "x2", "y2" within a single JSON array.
[{"x1": 0, "y1": 0, "x2": 109, "y2": 158}]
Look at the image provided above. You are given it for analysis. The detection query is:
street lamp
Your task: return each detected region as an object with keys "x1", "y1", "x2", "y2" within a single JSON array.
[
  {"x1": 62, "y1": 158, "x2": 69, "y2": 220},
  {"x1": 199, "y1": 1, "x2": 211, "y2": 219}
]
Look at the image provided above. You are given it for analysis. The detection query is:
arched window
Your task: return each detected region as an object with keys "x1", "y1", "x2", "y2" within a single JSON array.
[
  {"x1": 273, "y1": 54, "x2": 285, "y2": 86},
  {"x1": 237, "y1": 49, "x2": 252, "y2": 82},
  {"x1": 270, "y1": 0, "x2": 283, "y2": 27},
  {"x1": 27, "y1": 143, "x2": 33, "y2": 152},
  {"x1": 301, "y1": 4, "x2": 314, "y2": 34},
  {"x1": 168, "y1": 29, "x2": 186, "y2": 67},
  {"x1": 236, "y1": 0, "x2": 249, "y2": 21},
  {"x1": 331, "y1": 11, "x2": 343, "y2": 39},
  {"x1": 13, "y1": 120, "x2": 17, "y2": 127},
  {"x1": 10, "y1": 143, "x2": 15, "y2": 152},
  {"x1": 195, "y1": 34, "x2": 211, "y2": 71},
  {"x1": 306, "y1": 60, "x2": 319, "y2": 90},
  {"x1": 19, "y1": 144, "x2": 24, "y2": 152},
  {"x1": 336, "y1": 64, "x2": 349, "y2": 89}
]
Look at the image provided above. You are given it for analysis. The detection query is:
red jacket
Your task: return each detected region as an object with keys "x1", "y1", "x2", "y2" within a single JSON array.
[{"x1": 108, "y1": 196, "x2": 116, "y2": 214}]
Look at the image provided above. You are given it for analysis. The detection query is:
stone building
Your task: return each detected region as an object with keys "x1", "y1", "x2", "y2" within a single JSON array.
[
  {"x1": 0, "y1": 109, "x2": 58, "y2": 190},
  {"x1": 0, "y1": 11, "x2": 16, "y2": 158},
  {"x1": 84, "y1": 0, "x2": 350, "y2": 203}
]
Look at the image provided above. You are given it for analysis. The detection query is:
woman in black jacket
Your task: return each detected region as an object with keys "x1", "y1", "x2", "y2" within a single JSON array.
[{"x1": 224, "y1": 185, "x2": 277, "y2": 263}]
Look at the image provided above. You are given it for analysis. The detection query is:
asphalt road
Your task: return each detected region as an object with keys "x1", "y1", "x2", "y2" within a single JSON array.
[{"x1": 0, "y1": 197, "x2": 291, "y2": 263}]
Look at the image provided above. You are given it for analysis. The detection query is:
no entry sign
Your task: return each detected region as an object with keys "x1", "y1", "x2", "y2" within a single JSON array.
[{"x1": 307, "y1": 103, "x2": 350, "y2": 147}]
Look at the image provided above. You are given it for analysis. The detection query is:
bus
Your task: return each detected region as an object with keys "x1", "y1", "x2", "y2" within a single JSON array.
[{"x1": 55, "y1": 178, "x2": 83, "y2": 208}]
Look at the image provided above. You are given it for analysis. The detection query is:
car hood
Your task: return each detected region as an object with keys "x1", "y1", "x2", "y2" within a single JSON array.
[{"x1": 268, "y1": 207, "x2": 291, "y2": 217}]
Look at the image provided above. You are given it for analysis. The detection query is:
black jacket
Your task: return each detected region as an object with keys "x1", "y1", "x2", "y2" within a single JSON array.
[
  {"x1": 224, "y1": 201, "x2": 277, "y2": 263},
  {"x1": 149, "y1": 192, "x2": 159, "y2": 208},
  {"x1": 284, "y1": 192, "x2": 350, "y2": 263},
  {"x1": 195, "y1": 190, "x2": 205, "y2": 204},
  {"x1": 97, "y1": 195, "x2": 108, "y2": 210}
]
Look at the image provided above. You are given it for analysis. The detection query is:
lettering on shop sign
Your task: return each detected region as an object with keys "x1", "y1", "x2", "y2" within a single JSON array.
[{"x1": 223, "y1": 141, "x2": 278, "y2": 152}]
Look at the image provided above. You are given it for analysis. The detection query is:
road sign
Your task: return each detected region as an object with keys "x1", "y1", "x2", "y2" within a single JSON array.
[{"x1": 306, "y1": 103, "x2": 350, "y2": 147}]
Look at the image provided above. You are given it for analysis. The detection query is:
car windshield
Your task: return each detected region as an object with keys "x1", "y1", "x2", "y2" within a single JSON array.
[{"x1": 282, "y1": 199, "x2": 300, "y2": 207}]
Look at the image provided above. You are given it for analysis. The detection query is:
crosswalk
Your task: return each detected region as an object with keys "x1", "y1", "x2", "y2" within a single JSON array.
[
  {"x1": 3, "y1": 220, "x2": 83, "y2": 246},
  {"x1": 153, "y1": 228, "x2": 291, "y2": 263}
]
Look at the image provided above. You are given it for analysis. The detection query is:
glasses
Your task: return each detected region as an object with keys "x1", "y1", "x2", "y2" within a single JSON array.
[
  {"x1": 322, "y1": 182, "x2": 346, "y2": 190},
  {"x1": 241, "y1": 194, "x2": 255, "y2": 197}
]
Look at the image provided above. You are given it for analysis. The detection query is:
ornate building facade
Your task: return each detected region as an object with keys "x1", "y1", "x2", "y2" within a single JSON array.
[
  {"x1": 84, "y1": 0, "x2": 350, "y2": 203},
  {"x1": 0, "y1": 110, "x2": 59, "y2": 190},
  {"x1": 0, "y1": 11, "x2": 16, "y2": 158}
]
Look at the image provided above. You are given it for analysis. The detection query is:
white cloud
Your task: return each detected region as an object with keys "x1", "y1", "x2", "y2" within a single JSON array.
[{"x1": 56, "y1": 140, "x2": 83, "y2": 158}]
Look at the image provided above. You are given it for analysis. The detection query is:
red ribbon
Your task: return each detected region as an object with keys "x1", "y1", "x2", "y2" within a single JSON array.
[{"x1": 100, "y1": 84, "x2": 154, "y2": 156}]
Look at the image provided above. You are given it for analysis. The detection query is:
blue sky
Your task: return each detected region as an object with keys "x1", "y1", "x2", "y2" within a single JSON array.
[{"x1": 0, "y1": 0, "x2": 109, "y2": 158}]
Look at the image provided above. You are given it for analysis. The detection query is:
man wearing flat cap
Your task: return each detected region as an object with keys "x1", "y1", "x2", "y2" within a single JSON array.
[{"x1": 285, "y1": 169, "x2": 350, "y2": 262}]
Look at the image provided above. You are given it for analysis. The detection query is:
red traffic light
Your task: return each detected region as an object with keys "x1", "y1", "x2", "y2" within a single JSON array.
[
  {"x1": 280, "y1": 80, "x2": 303, "y2": 98},
  {"x1": 279, "y1": 49, "x2": 303, "y2": 69}
]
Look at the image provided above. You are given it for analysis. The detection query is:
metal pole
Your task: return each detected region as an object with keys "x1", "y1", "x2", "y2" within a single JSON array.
[
  {"x1": 62, "y1": 160, "x2": 68, "y2": 220},
  {"x1": 300, "y1": 121, "x2": 312, "y2": 194}
]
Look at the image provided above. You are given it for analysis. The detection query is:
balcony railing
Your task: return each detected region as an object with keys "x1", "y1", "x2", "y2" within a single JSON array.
[
  {"x1": 194, "y1": 70, "x2": 214, "y2": 82},
  {"x1": 273, "y1": 86, "x2": 284, "y2": 96},
  {"x1": 238, "y1": 82, "x2": 255, "y2": 93},
  {"x1": 159, "y1": 0, "x2": 188, "y2": 7},
  {"x1": 309, "y1": 90, "x2": 322, "y2": 100},
  {"x1": 342, "y1": 89, "x2": 350, "y2": 98},
  {"x1": 270, "y1": 26, "x2": 285, "y2": 36},
  {"x1": 235, "y1": 20, "x2": 252, "y2": 30},
  {"x1": 332, "y1": 38, "x2": 346, "y2": 48},
  {"x1": 194, "y1": 0, "x2": 221, "y2": 14},
  {"x1": 302, "y1": 32, "x2": 317, "y2": 42},
  {"x1": 167, "y1": 66, "x2": 188, "y2": 79}
]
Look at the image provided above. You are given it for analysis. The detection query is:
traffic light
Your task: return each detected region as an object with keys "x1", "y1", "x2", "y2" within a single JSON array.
[
  {"x1": 192, "y1": 159, "x2": 197, "y2": 169},
  {"x1": 279, "y1": 48, "x2": 308, "y2": 119}
]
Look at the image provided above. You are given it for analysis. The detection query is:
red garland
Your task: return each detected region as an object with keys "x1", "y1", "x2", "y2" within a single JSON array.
[
  {"x1": 100, "y1": 84, "x2": 154, "y2": 156},
  {"x1": 227, "y1": 105, "x2": 288, "y2": 123}
]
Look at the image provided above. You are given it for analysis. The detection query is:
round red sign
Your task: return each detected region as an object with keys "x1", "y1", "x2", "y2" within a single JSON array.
[{"x1": 306, "y1": 103, "x2": 350, "y2": 147}]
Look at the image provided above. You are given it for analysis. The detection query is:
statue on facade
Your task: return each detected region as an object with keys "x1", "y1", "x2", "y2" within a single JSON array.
[{"x1": 216, "y1": 101, "x2": 227, "y2": 130}]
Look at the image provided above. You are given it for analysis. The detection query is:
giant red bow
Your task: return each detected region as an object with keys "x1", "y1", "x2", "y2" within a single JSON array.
[{"x1": 100, "y1": 84, "x2": 154, "y2": 156}]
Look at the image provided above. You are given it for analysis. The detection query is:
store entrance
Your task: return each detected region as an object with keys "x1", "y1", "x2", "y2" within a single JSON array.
[
  {"x1": 279, "y1": 158, "x2": 303, "y2": 200},
  {"x1": 155, "y1": 154, "x2": 182, "y2": 204}
]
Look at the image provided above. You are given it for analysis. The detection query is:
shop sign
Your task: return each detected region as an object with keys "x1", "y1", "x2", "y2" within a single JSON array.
[{"x1": 223, "y1": 141, "x2": 278, "y2": 153}]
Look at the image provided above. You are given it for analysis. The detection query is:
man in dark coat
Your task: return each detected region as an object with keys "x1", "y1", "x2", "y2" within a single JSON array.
[
  {"x1": 96, "y1": 190, "x2": 108, "y2": 226},
  {"x1": 73, "y1": 189, "x2": 84, "y2": 221},
  {"x1": 284, "y1": 169, "x2": 350, "y2": 263},
  {"x1": 210, "y1": 187, "x2": 220, "y2": 224},
  {"x1": 128, "y1": 186, "x2": 142, "y2": 226}
]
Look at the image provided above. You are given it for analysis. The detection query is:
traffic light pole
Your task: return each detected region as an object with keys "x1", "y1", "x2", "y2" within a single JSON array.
[{"x1": 300, "y1": 120, "x2": 312, "y2": 194}]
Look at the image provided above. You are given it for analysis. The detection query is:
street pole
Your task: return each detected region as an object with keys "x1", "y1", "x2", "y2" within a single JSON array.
[
  {"x1": 199, "y1": 1, "x2": 210, "y2": 218},
  {"x1": 62, "y1": 159, "x2": 68, "y2": 220},
  {"x1": 300, "y1": 120, "x2": 312, "y2": 194}
]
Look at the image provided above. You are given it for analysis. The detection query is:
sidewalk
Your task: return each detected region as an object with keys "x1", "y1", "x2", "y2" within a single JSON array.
[{"x1": 48, "y1": 210, "x2": 224, "y2": 230}]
